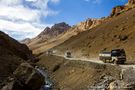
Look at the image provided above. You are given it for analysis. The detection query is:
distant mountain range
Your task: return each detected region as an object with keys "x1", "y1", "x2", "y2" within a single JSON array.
[{"x1": 23, "y1": 18, "x2": 108, "y2": 54}]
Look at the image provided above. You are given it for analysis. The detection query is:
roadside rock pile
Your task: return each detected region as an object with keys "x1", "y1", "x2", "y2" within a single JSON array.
[
  {"x1": 93, "y1": 75, "x2": 115, "y2": 89},
  {"x1": 108, "y1": 68, "x2": 135, "y2": 90}
]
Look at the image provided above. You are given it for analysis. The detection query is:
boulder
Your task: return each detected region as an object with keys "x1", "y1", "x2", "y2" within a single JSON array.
[
  {"x1": 2, "y1": 80, "x2": 32, "y2": 90},
  {"x1": 12, "y1": 63, "x2": 44, "y2": 90},
  {"x1": 122, "y1": 68, "x2": 135, "y2": 83},
  {"x1": 109, "y1": 80, "x2": 135, "y2": 90}
]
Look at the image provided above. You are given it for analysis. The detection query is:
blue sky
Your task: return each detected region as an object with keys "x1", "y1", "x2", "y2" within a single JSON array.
[
  {"x1": 46, "y1": 0, "x2": 128, "y2": 25},
  {"x1": 0, "y1": 0, "x2": 128, "y2": 40}
]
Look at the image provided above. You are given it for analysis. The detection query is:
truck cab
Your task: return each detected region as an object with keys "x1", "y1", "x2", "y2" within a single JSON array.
[
  {"x1": 111, "y1": 49, "x2": 126, "y2": 64},
  {"x1": 99, "y1": 49, "x2": 126, "y2": 64}
]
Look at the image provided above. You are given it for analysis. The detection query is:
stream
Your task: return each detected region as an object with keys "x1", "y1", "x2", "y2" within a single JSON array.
[{"x1": 35, "y1": 66, "x2": 54, "y2": 90}]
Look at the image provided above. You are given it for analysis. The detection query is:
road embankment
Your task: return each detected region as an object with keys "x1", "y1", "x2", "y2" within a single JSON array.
[{"x1": 37, "y1": 54, "x2": 122, "y2": 90}]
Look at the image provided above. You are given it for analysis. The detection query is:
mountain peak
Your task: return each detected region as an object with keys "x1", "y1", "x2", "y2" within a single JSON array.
[
  {"x1": 53, "y1": 22, "x2": 69, "y2": 27},
  {"x1": 38, "y1": 22, "x2": 71, "y2": 39}
]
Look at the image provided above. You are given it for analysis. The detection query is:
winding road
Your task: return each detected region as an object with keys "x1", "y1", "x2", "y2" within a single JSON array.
[{"x1": 53, "y1": 54, "x2": 135, "y2": 69}]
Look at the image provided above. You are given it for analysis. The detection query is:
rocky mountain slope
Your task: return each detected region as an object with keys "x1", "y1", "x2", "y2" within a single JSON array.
[
  {"x1": 21, "y1": 38, "x2": 31, "y2": 44},
  {"x1": 38, "y1": 22, "x2": 71, "y2": 39},
  {"x1": 26, "y1": 18, "x2": 108, "y2": 54},
  {"x1": 0, "y1": 31, "x2": 35, "y2": 87},
  {"x1": 53, "y1": 1, "x2": 135, "y2": 61},
  {"x1": 25, "y1": 22, "x2": 71, "y2": 53}
]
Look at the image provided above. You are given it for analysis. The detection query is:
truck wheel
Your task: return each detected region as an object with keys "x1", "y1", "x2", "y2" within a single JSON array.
[
  {"x1": 113, "y1": 60, "x2": 118, "y2": 64},
  {"x1": 120, "y1": 61, "x2": 125, "y2": 64},
  {"x1": 104, "y1": 59, "x2": 106, "y2": 63},
  {"x1": 112, "y1": 59, "x2": 115, "y2": 63}
]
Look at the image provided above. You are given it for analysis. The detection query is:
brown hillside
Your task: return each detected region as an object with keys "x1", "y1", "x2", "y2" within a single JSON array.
[
  {"x1": 0, "y1": 31, "x2": 34, "y2": 86},
  {"x1": 26, "y1": 22, "x2": 71, "y2": 52},
  {"x1": 54, "y1": 8, "x2": 135, "y2": 62},
  {"x1": 28, "y1": 19, "x2": 108, "y2": 54}
]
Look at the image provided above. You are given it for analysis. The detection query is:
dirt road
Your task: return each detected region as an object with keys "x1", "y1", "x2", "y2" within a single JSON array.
[{"x1": 53, "y1": 54, "x2": 135, "y2": 69}]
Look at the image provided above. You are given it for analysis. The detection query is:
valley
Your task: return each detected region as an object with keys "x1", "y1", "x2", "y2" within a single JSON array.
[{"x1": 1, "y1": 0, "x2": 135, "y2": 90}]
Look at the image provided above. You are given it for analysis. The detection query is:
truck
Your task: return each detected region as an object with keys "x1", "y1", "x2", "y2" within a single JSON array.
[
  {"x1": 99, "y1": 49, "x2": 126, "y2": 64},
  {"x1": 65, "y1": 51, "x2": 72, "y2": 58},
  {"x1": 46, "y1": 49, "x2": 53, "y2": 55}
]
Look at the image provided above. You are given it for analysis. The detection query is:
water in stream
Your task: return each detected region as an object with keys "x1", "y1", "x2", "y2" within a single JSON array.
[{"x1": 35, "y1": 66, "x2": 54, "y2": 90}]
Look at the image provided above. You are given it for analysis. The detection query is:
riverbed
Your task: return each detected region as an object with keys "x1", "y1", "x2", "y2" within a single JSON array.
[{"x1": 35, "y1": 66, "x2": 54, "y2": 90}]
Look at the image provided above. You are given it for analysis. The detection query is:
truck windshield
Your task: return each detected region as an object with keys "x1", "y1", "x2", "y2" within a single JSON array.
[{"x1": 111, "y1": 51, "x2": 121, "y2": 56}]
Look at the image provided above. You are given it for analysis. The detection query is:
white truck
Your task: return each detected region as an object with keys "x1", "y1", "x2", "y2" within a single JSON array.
[{"x1": 99, "y1": 49, "x2": 126, "y2": 64}]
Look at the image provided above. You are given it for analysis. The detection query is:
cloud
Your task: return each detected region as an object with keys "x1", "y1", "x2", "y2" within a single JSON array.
[
  {"x1": 0, "y1": 5, "x2": 40, "y2": 22},
  {"x1": 0, "y1": 0, "x2": 60, "y2": 40},
  {"x1": 0, "y1": 19, "x2": 40, "y2": 33},
  {"x1": 0, "y1": 0, "x2": 22, "y2": 5},
  {"x1": 0, "y1": 19, "x2": 40, "y2": 40},
  {"x1": 0, "y1": 19, "x2": 52, "y2": 40}
]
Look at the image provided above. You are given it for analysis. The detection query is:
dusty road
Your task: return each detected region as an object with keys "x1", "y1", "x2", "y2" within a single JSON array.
[{"x1": 53, "y1": 54, "x2": 135, "y2": 69}]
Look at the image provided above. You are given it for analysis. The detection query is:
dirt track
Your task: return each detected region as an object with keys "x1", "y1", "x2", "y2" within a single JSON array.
[{"x1": 54, "y1": 54, "x2": 135, "y2": 69}]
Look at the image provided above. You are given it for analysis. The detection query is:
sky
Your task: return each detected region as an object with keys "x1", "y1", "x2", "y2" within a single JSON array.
[{"x1": 0, "y1": 0, "x2": 128, "y2": 40}]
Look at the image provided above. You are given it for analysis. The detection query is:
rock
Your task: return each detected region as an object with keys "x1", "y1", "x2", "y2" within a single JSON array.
[
  {"x1": 109, "y1": 80, "x2": 123, "y2": 90},
  {"x1": 93, "y1": 75, "x2": 114, "y2": 90},
  {"x1": 109, "y1": 80, "x2": 135, "y2": 90},
  {"x1": 128, "y1": 0, "x2": 135, "y2": 5},
  {"x1": 109, "y1": 68, "x2": 135, "y2": 90},
  {"x1": 110, "y1": 0, "x2": 135, "y2": 17},
  {"x1": 13, "y1": 63, "x2": 44, "y2": 90},
  {"x1": 76, "y1": 18, "x2": 105, "y2": 31},
  {"x1": 122, "y1": 68, "x2": 135, "y2": 83},
  {"x1": 118, "y1": 35, "x2": 128, "y2": 41},
  {"x1": 110, "y1": 6, "x2": 125, "y2": 17},
  {"x1": 2, "y1": 80, "x2": 32, "y2": 90}
]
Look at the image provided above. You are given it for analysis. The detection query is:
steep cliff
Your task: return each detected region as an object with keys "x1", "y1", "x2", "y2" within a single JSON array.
[{"x1": 0, "y1": 31, "x2": 34, "y2": 87}]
